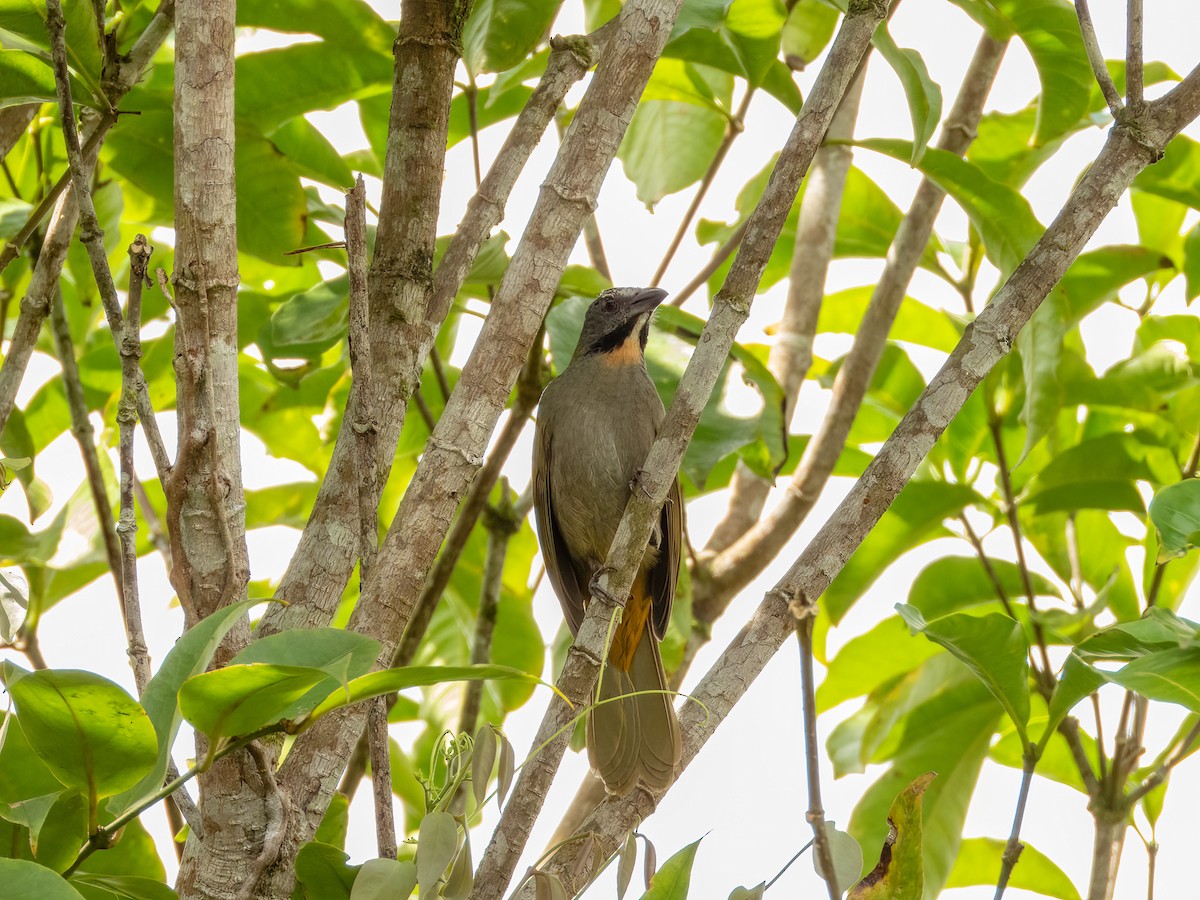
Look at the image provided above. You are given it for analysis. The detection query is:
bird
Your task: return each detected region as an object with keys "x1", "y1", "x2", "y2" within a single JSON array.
[{"x1": 532, "y1": 285, "x2": 683, "y2": 796}]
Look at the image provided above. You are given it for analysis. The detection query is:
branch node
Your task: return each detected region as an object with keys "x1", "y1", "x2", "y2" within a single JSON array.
[{"x1": 427, "y1": 437, "x2": 484, "y2": 468}]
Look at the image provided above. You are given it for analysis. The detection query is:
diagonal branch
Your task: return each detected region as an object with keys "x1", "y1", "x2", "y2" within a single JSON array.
[
  {"x1": 532, "y1": 74, "x2": 1200, "y2": 896},
  {"x1": 695, "y1": 31, "x2": 1008, "y2": 628},
  {"x1": 470, "y1": 5, "x2": 890, "y2": 897}
]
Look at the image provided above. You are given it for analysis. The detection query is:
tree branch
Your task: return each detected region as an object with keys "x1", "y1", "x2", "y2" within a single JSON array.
[
  {"x1": 1126, "y1": 0, "x2": 1143, "y2": 110},
  {"x1": 530, "y1": 76, "x2": 1200, "y2": 897},
  {"x1": 118, "y1": 235, "x2": 154, "y2": 696},
  {"x1": 1075, "y1": 0, "x2": 1124, "y2": 116},
  {"x1": 795, "y1": 608, "x2": 838, "y2": 899},
  {"x1": 696, "y1": 31, "x2": 1008, "y2": 625}
]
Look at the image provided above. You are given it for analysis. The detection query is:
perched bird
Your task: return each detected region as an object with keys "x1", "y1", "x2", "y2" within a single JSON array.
[{"x1": 532, "y1": 286, "x2": 683, "y2": 796}]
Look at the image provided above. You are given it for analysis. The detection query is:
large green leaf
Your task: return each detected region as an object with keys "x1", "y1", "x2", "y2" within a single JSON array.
[
  {"x1": 178, "y1": 664, "x2": 333, "y2": 742},
  {"x1": 0, "y1": 859, "x2": 87, "y2": 899},
  {"x1": 818, "y1": 288, "x2": 962, "y2": 353},
  {"x1": 104, "y1": 113, "x2": 306, "y2": 261},
  {"x1": 0, "y1": 49, "x2": 95, "y2": 109},
  {"x1": 781, "y1": 0, "x2": 838, "y2": 67},
  {"x1": 236, "y1": 42, "x2": 392, "y2": 129},
  {"x1": 871, "y1": 26, "x2": 941, "y2": 165},
  {"x1": 944, "y1": 837, "x2": 1080, "y2": 899},
  {"x1": 462, "y1": 0, "x2": 565, "y2": 75},
  {"x1": 1104, "y1": 647, "x2": 1200, "y2": 711},
  {"x1": 295, "y1": 842, "x2": 358, "y2": 900},
  {"x1": 859, "y1": 139, "x2": 1041, "y2": 276},
  {"x1": 991, "y1": 0, "x2": 1092, "y2": 145},
  {"x1": 619, "y1": 99, "x2": 729, "y2": 209},
  {"x1": 907, "y1": 555, "x2": 1060, "y2": 620},
  {"x1": 2, "y1": 667, "x2": 157, "y2": 802},
  {"x1": 641, "y1": 838, "x2": 702, "y2": 899},
  {"x1": 350, "y1": 858, "x2": 418, "y2": 900},
  {"x1": 1133, "y1": 135, "x2": 1200, "y2": 210},
  {"x1": 817, "y1": 616, "x2": 941, "y2": 713},
  {"x1": 108, "y1": 600, "x2": 259, "y2": 815},
  {"x1": 68, "y1": 874, "x2": 178, "y2": 900},
  {"x1": 417, "y1": 811, "x2": 458, "y2": 900},
  {"x1": 1149, "y1": 479, "x2": 1200, "y2": 561},
  {"x1": 897, "y1": 605, "x2": 1030, "y2": 742},
  {"x1": 236, "y1": 0, "x2": 395, "y2": 52}
]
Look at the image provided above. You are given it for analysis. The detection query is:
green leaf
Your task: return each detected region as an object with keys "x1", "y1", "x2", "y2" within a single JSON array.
[
  {"x1": 1149, "y1": 479, "x2": 1200, "y2": 561},
  {"x1": 104, "y1": 113, "x2": 306, "y2": 261},
  {"x1": 619, "y1": 99, "x2": 729, "y2": 209},
  {"x1": 294, "y1": 842, "x2": 358, "y2": 900},
  {"x1": 232, "y1": 629, "x2": 381, "y2": 692},
  {"x1": 1042, "y1": 654, "x2": 1105, "y2": 750},
  {"x1": 0, "y1": 568, "x2": 28, "y2": 643},
  {"x1": 640, "y1": 838, "x2": 701, "y2": 899},
  {"x1": 1184, "y1": 223, "x2": 1200, "y2": 302},
  {"x1": 313, "y1": 792, "x2": 350, "y2": 851},
  {"x1": 993, "y1": 0, "x2": 1092, "y2": 145},
  {"x1": 849, "y1": 773, "x2": 935, "y2": 899},
  {"x1": 179, "y1": 664, "x2": 333, "y2": 742},
  {"x1": 269, "y1": 117, "x2": 356, "y2": 190},
  {"x1": 907, "y1": 555, "x2": 1060, "y2": 620},
  {"x1": 0, "y1": 0, "x2": 102, "y2": 87},
  {"x1": 825, "y1": 482, "x2": 980, "y2": 622},
  {"x1": 264, "y1": 277, "x2": 349, "y2": 361},
  {"x1": 781, "y1": 0, "x2": 838, "y2": 68},
  {"x1": 1133, "y1": 135, "x2": 1200, "y2": 210},
  {"x1": 0, "y1": 859, "x2": 87, "y2": 899},
  {"x1": 350, "y1": 858, "x2": 418, "y2": 900},
  {"x1": 302, "y1": 664, "x2": 554, "y2": 726},
  {"x1": 3, "y1": 668, "x2": 157, "y2": 802},
  {"x1": 462, "y1": 0, "x2": 565, "y2": 75},
  {"x1": 68, "y1": 873, "x2": 179, "y2": 899},
  {"x1": 897, "y1": 605, "x2": 1030, "y2": 742},
  {"x1": 814, "y1": 823, "x2": 862, "y2": 895},
  {"x1": 236, "y1": 43, "x2": 391, "y2": 130},
  {"x1": 0, "y1": 790, "x2": 63, "y2": 852},
  {"x1": 859, "y1": 139, "x2": 1041, "y2": 276},
  {"x1": 1104, "y1": 647, "x2": 1200, "y2": 711},
  {"x1": 0, "y1": 50, "x2": 94, "y2": 109},
  {"x1": 417, "y1": 811, "x2": 458, "y2": 900},
  {"x1": 944, "y1": 837, "x2": 1080, "y2": 899},
  {"x1": 108, "y1": 599, "x2": 259, "y2": 816},
  {"x1": 871, "y1": 26, "x2": 941, "y2": 165},
  {"x1": 818, "y1": 287, "x2": 962, "y2": 352},
  {"x1": 817, "y1": 616, "x2": 941, "y2": 712},
  {"x1": 236, "y1": 0, "x2": 395, "y2": 53}
]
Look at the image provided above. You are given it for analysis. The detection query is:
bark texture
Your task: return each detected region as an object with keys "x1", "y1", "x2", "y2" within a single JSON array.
[{"x1": 171, "y1": 0, "x2": 254, "y2": 895}]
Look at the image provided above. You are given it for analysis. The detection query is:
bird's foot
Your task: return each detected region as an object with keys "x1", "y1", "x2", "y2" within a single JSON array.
[{"x1": 629, "y1": 468, "x2": 653, "y2": 499}]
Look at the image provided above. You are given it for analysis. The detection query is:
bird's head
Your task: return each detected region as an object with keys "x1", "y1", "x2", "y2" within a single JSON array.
[{"x1": 572, "y1": 286, "x2": 669, "y2": 365}]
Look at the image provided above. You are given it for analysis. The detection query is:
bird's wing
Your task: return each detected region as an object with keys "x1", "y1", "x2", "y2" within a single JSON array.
[
  {"x1": 650, "y1": 477, "x2": 683, "y2": 640},
  {"x1": 533, "y1": 424, "x2": 588, "y2": 636}
]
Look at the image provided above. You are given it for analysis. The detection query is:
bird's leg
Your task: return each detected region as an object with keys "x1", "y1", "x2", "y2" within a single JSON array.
[
  {"x1": 588, "y1": 565, "x2": 623, "y2": 608},
  {"x1": 628, "y1": 468, "x2": 653, "y2": 499}
]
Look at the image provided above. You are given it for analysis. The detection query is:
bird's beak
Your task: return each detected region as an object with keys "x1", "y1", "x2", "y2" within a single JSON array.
[{"x1": 628, "y1": 287, "x2": 669, "y2": 315}]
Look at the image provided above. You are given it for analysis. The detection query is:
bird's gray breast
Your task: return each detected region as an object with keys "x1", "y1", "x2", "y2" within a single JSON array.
[{"x1": 541, "y1": 360, "x2": 665, "y2": 568}]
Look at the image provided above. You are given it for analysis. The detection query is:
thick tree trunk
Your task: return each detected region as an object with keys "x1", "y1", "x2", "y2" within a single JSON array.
[{"x1": 171, "y1": 0, "x2": 253, "y2": 895}]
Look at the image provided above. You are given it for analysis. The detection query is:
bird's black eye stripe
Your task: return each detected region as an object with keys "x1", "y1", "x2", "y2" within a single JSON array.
[{"x1": 590, "y1": 317, "x2": 638, "y2": 354}]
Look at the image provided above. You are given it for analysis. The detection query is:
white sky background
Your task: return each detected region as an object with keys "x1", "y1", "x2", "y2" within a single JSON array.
[{"x1": 3, "y1": 1, "x2": 1200, "y2": 898}]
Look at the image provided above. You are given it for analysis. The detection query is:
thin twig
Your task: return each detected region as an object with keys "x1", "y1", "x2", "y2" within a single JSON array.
[
  {"x1": 993, "y1": 749, "x2": 1036, "y2": 899},
  {"x1": 651, "y1": 88, "x2": 755, "y2": 288},
  {"x1": 1126, "y1": 719, "x2": 1200, "y2": 804},
  {"x1": 134, "y1": 476, "x2": 172, "y2": 567},
  {"x1": 1075, "y1": 0, "x2": 1124, "y2": 116},
  {"x1": 1126, "y1": 0, "x2": 1143, "y2": 110},
  {"x1": 794, "y1": 605, "x2": 838, "y2": 900},
  {"x1": 667, "y1": 220, "x2": 746, "y2": 308},
  {"x1": 458, "y1": 482, "x2": 520, "y2": 737},
  {"x1": 118, "y1": 235, "x2": 154, "y2": 696},
  {"x1": 430, "y1": 347, "x2": 454, "y2": 404},
  {"x1": 346, "y1": 175, "x2": 394, "y2": 858}
]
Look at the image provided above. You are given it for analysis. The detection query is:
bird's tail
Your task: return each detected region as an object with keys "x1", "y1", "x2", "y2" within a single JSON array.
[{"x1": 587, "y1": 617, "x2": 682, "y2": 796}]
